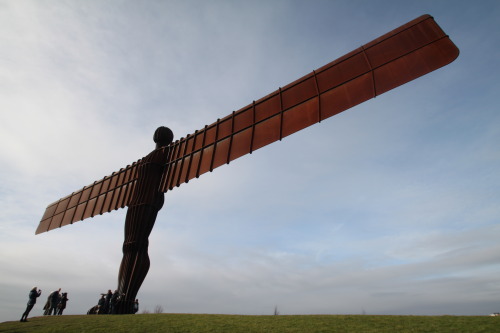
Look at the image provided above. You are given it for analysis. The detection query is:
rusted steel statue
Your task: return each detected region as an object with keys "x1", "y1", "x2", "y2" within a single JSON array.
[
  {"x1": 116, "y1": 127, "x2": 173, "y2": 314},
  {"x1": 36, "y1": 15, "x2": 459, "y2": 314}
]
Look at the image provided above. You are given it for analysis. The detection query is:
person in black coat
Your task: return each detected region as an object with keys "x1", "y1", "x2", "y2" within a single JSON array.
[
  {"x1": 97, "y1": 294, "x2": 106, "y2": 314},
  {"x1": 109, "y1": 290, "x2": 123, "y2": 314},
  {"x1": 56, "y1": 292, "x2": 69, "y2": 315},
  {"x1": 47, "y1": 288, "x2": 61, "y2": 315},
  {"x1": 103, "y1": 289, "x2": 112, "y2": 314},
  {"x1": 20, "y1": 287, "x2": 42, "y2": 322},
  {"x1": 133, "y1": 299, "x2": 139, "y2": 314}
]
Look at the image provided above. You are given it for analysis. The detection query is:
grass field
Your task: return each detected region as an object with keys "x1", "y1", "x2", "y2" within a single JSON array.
[{"x1": 1, "y1": 314, "x2": 499, "y2": 333}]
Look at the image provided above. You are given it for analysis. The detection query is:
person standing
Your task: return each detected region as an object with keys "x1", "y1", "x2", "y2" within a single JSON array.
[
  {"x1": 20, "y1": 287, "x2": 42, "y2": 322},
  {"x1": 47, "y1": 288, "x2": 61, "y2": 315},
  {"x1": 133, "y1": 299, "x2": 139, "y2": 314},
  {"x1": 109, "y1": 290, "x2": 122, "y2": 314},
  {"x1": 57, "y1": 292, "x2": 69, "y2": 315},
  {"x1": 104, "y1": 289, "x2": 112, "y2": 314},
  {"x1": 97, "y1": 294, "x2": 106, "y2": 314}
]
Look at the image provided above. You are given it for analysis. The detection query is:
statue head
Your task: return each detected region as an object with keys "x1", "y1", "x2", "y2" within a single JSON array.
[{"x1": 154, "y1": 126, "x2": 174, "y2": 148}]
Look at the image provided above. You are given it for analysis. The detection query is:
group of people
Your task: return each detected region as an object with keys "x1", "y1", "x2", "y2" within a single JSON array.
[
  {"x1": 88, "y1": 289, "x2": 139, "y2": 315},
  {"x1": 20, "y1": 287, "x2": 69, "y2": 322},
  {"x1": 20, "y1": 286, "x2": 141, "y2": 321},
  {"x1": 43, "y1": 288, "x2": 69, "y2": 316}
]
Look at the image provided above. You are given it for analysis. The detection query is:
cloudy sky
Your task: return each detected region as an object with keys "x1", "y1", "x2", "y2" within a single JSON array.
[{"x1": 1, "y1": 0, "x2": 499, "y2": 321}]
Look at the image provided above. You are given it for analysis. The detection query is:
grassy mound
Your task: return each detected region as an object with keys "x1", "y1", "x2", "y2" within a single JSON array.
[{"x1": 1, "y1": 314, "x2": 498, "y2": 333}]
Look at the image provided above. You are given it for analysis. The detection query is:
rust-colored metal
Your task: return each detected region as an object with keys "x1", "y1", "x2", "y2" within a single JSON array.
[
  {"x1": 161, "y1": 14, "x2": 459, "y2": 191},
  {"x1": 115, "y1": 126, "x2": 173, "y2": 313},
  {"x1": 36, "y1": 15, "x2": 459, "y2": 235},
  {"x1": 35, "y1": 15, "x2": 459, "y2": 314}
]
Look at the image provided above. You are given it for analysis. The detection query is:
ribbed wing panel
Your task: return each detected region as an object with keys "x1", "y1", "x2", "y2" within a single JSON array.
[
  {"x1": 35, "y1": 162, "x2": 140, "y2": 234},
  {"x1": 160, "y1": 14, "x2": 459, "y2": 191}
]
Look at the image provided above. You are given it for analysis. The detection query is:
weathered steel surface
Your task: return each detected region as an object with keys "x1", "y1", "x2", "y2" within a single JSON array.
[
  {"x1": 115, "y1": 126, "x2": 173, "y2": 314},
  {"x1": 35, "y1": 163, "x2": 139, "y2": 234},
  {"x1": 36, "y1": 14, "x2": 458, "y2": 234},
  {"x1": 161, "y1": 14, "x2": 459, "y2": 191}
]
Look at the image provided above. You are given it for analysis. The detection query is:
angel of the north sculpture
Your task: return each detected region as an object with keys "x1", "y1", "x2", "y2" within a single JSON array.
[{"x1": 35, "y1": 15, "x2": 459, "y2": 314}]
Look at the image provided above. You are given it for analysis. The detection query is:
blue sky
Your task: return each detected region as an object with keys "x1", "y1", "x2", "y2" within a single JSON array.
[{"x1": 1, "y1": 0, "x2": 499, "y2": 321}]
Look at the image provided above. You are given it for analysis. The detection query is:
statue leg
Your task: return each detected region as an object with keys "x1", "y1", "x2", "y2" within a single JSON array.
[{"x1": 117, "y1": 204, "x2": 159, "y2": 314}]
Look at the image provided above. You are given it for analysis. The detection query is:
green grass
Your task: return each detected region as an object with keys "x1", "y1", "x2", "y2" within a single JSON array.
[{"x1": 1, "y1": 314, "x2": 499, "y2": 333}]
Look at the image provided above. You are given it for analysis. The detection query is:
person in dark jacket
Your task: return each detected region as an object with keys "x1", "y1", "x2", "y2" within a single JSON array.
[
  {"x1": 47, "y1": 288, "x2": 61, "y2": 315},
  {"x1": 109, "y1": 290, "x2": 123, "y2": 314},
  {"x1": 133, "y1": 299, "x2": 139, "y2": 314},
  {"x1": 97, "y1": 294, "x2": 106, "y2": 314},
  {"x1": 56, "y1": 292, "x2": 69, "y2": 315},
  {"x1": 20, "y1": 287, "x2": 42, "y2": 322},
  {"x1": 103, "y1": 289, "x2": 112, "y2": 314}
]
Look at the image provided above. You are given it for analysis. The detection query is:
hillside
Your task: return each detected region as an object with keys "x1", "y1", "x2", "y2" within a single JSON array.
[{"x1": 1, "y1": 314, "x2": 499, "y2": 333}]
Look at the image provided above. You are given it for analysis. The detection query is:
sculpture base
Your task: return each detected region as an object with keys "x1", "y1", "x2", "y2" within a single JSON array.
[{"x1": 115, "y1": 300, "x2": 135, "y2": 314}]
